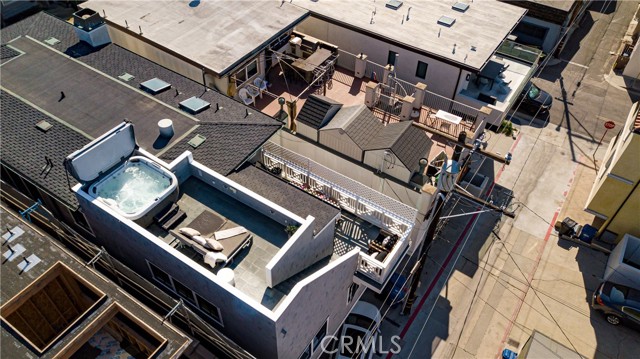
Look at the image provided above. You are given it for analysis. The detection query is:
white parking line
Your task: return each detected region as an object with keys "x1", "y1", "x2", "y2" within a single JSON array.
[{"x1": 560, "y1": 59, "x2": 590, "y2": 69}]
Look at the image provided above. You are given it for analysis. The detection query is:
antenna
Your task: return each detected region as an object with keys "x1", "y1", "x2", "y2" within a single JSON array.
[
  {"x1": 452, "y1": 43, "x2": 456, "y2": 54},
  {"x1": 139, "y1": 25, "x2": 143, "y2": 35},
  {"x1": 125, "y1": 20, "x2": 129, "y2": 28},
  {"x1": 406, "y1": 6, "x2": 412, "y2": 21},
  {"x1": 438, "y1": 28, "x2": 441, "y2": 37}
]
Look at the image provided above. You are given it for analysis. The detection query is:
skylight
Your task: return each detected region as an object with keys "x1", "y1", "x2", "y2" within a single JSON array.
[
  {"x1": 438, "y1": 16, "x2": 456, "y2": 27},
  {"x1": 452, "y1": 2, "x2": 470, "y2": 12}
]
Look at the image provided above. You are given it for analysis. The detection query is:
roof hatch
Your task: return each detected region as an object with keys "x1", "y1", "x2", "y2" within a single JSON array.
[{"x1": 65, "y1": 122, "x2": 137, "y2": 183}]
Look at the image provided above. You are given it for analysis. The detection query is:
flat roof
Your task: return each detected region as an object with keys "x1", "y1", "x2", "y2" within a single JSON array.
[
  {"x1": 0, "y1": 206, "x2": 191, "y2": 358},
  {"x1": 83, "y1": 0, "x2": 309, "y2": 75},
  {"x1": 295, "y1": 0, "x2": 526, "y2": 70},
  {"x1": 512, "y1": 0, "x2": 576, "y2": 12},
  {"x1": 1, "y1": 36, "x2": 198, "y2": 154}
]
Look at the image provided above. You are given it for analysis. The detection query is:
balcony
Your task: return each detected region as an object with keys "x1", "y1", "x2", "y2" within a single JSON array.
[{"x1": 261, "y1": 142, "x2": 415, "y2": 288}]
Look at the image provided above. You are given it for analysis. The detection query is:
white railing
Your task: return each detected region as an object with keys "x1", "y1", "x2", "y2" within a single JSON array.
[{"x1": 262, "y1": 144, "x2": 415, "y2": 284}]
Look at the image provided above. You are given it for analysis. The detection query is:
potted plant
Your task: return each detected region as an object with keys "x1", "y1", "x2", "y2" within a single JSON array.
[
  {"x1": 498, "y1": 120, "x2": 515, "y2": 137},
  {"x1": 285, "y1": 225, "x2": 299, "y2": 237}
]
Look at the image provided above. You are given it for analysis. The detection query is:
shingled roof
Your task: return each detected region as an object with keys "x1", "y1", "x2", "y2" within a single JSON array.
[
  {"x1": 296, "y1": 94, "x2": 342, "y2": 129},
  {"x1": 0, "y1": 90, "x2": 89, "y2": 208},
  {"x1": 227, "y1": 164, "x2": 339, "y2": 234},
  {"x1": 160, "y1": 123, "x2": 280, "y2": 175},
  {"x1": 364, "y1": 121, "x2": 433, "y2": 171},
  {"x1": 1, "y1": 12, "x2": 281, "y2": 177},
  {"x1": 323, "y1": 104, "x2": 384, "y2": 150}
]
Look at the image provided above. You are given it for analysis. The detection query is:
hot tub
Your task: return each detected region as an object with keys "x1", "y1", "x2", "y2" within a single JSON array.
[{"x1": 89, "y1": 156, "x2": 178, "y2": 223}]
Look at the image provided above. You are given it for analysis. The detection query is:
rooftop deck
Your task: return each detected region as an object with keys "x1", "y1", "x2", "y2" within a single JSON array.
[
  {"x1": 148, "y1": 176, "x2": 389, "y2": 308},
  {"x1": 151, "y1": 177, "x2": 292, "y2": 309},
  {"x1": 253, "y1": 65, "x2": 465, "y2": 159}
]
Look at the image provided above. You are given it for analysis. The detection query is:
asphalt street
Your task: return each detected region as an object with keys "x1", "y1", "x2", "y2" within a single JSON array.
[{"x1": 532, "y1": 0, "x2": 640, "y2": 145}]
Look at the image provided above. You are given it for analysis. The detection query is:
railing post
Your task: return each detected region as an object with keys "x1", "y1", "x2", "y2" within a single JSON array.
[
  {"x1": 364, "y1": 82, "x2": 378, "y2": 108},
  {"x1": 383, "y1": 64, "x2": 394, "y2": 85},
  {"x1": 355, "y1": 53, "x2": 367, "y2": 78},
  {"x1": 413, "y1": 82, "x2": 427, "y2": 108},
  {"x1": 400, "y1": 95, "x2": 415, "y2": 121}
]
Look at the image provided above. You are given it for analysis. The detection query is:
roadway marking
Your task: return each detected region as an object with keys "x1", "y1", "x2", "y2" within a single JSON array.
[{"x1": 559, "y1": 59, "x2": 590, "y2": 69}]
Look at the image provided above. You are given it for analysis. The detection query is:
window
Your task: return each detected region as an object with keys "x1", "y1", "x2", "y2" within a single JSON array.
[
  {"x1": 173, "y1": 279, "x2": 195, "y2": 303},
  {"x1": 299, "y1": 345, "x2": 311, "y2": 359},
  {"x1": 234, "y1": 59, "x2": 259, "y2": 86},
  {"x1": 299, "y1": 319, "x2": 328, "y2": 358},
  {"x1": 148, "y1": 262, "x2": 172, "y2": 289},
  {"x1": 415, "y1": 61, "x2": 428, "y2": 79},
  {"x1": 387, "y1": 51, "x2": 398, "y2": 66},
  {"x1": 348, "y1": 283, "x2": 359, "y2": 304},
  {"x1": 196, "y1": 293, "x2": 223, "y2": 325},
  {"x1": 622, "y1": 307, "x2": 640, "y2": 321},
  {"x1": 312, "y1": 320, "x2": 327, "y2": 351}
]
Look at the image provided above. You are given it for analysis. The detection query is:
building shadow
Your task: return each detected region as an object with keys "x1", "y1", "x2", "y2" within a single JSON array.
[
  {"x1": 64, "y1": 41, "x2": 106, "y2": 59},
  {"x1": 536, "y1": 12, "x2": 595, "y2": 83},
  {"x1": 420, "y1": 295, "x2": 452, "y2": 357},
  {"x1": 590, "y1": 0, "x2": 618, "y2": 15}
]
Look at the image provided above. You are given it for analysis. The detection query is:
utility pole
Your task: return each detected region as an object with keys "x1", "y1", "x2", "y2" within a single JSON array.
[{"x1": 401, "y1": 135, "x2": 515, "y2": 315}]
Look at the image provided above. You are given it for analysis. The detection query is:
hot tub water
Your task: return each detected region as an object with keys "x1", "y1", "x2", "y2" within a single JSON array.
[{"x1": 97, "y1": 163, "x2": 170, "y2": 214}]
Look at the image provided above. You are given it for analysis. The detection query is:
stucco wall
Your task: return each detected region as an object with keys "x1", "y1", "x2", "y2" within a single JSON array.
[
  {"x1": 607, "y1": 184, "x2": 640, "y2": 239},
  {"x1": 296, "y1": 17, "x2": 461, "y2": 99},
  {"x1": 623, "y1": 44, "x2": 640, "y2": 79},
  {"x1": 363, "y1": 149, "x2": 411, "y2": 183},
  {"x1": 74, "y1": 189, "x2": 279, "y2": 358},
  {"x1": 266, "y1": 215, "x2": 335, "y2": 287},
  {"x1": 274, "y1": 250, "x2": 360, "y2": 359},
  {"x1": 609, "y1": 133, "x2": 640, "y2": 182},
  {"x1": 319, "y1": 129, "x2": 363, "y2": 161},
  {"x1": 297, "y1": 122, "x2": 319, "y2": 142}
]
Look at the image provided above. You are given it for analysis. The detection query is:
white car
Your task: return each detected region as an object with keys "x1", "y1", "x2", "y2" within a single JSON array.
[{"x1": 337, "y1": 301, "x2": 382, "y2": 359}]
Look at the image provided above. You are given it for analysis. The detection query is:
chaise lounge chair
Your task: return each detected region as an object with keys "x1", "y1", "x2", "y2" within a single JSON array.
[{"x1": 170, "y1": 210, "x2": 252, "y2": 268}]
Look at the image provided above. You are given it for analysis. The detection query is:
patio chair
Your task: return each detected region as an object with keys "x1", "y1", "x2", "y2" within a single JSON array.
[
  {"x1": 253, "y1": 77, "x2": 268, "y2": 98},
  {"x1": 238, "y1": 88, "x2": 254, "y2": 106},
  {"x1": 246, "y1": 85, "x2": 260, "y2": 102}
]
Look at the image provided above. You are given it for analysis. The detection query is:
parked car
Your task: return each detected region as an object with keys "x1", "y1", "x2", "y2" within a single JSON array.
[
  {"x1": 515, "y1": 83, "x2": 552, "y2": 115},
  {"x1": 592, "y1": 281, "x2": 640, "y2": 327},
  {"x1": 337, "y1": 301, "x2": 382, "y2": 359}
]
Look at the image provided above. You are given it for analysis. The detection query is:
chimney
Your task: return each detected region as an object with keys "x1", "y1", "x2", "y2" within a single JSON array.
[{"x1": 72, "y1": 8, "x2": 111, "y2": 48}]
